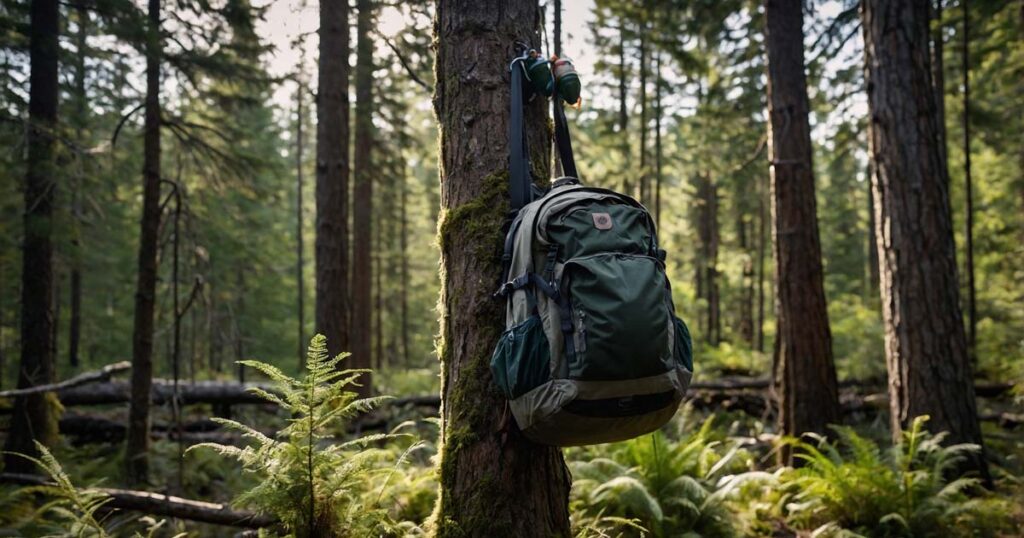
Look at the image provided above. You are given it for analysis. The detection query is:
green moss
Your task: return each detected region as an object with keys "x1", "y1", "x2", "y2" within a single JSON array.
[{"x1": 432, "y1": 168, "x2": 518, "y2": 537}]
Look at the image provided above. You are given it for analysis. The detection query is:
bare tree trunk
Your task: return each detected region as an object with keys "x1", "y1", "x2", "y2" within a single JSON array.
[
  {"x1": 69, "y1": 4, "x2": 87, "y2": 370},
  {"x1": 931, "y1": 0, "x2": 948, "y2": 173},
  {"x1": 961, "y1": 0, "x2": 976, "y2": 362},
  {"x1": 738, "y1": 214, "x2": 754, "y2": 347},
  {"x1": 618, "y1": 25, "x2": 630, "y2": 194},
  {"x1": 125, "y1": 0, "x2": 161, "y2": 485},
  {"x1": 866, "y1": 161, "x2": 880, "y2": 298},
  {"x1": 431, "y1": 0, "x2": 570, "y2": 534},
  {"x1": 399, "y1": 173, "x2": 409, "y2": 367},
  {"x1": 765, "y1": 0, "x2": 841, "y2": 452},
  {"x1": 295, "y1": 77, "x2": 306, "y2": 369},
  {"x1": 638, "y1": 28, "x2": 648, "y2": 203},
  {"x1": 861, "y1": 0, "x2": 989, "y2": 481},
  {"x1": 350, "y1": 0, "x2": 374, "y2": 395},
  {"x1": 3, "y1": 0, "x2": 61, "y2": 474},
  {"x1": 755, "y1": 175, "x2": 767, "y2": 353},
  {"x1": 654, "y1": 51, "x2": 663, "y2": 230},
  {"x1": 696, "y1": 171, "x2": 721, "y2": 346},
  {"x1": 315, "y1": 0, "x2": 351, "y2": 360}
]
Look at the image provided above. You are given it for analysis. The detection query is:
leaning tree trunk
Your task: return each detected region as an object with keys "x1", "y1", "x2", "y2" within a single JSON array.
[
  {"x1": 125, "y1": 0, "x2": 161, "y2": 485},
  {"x1": 764, "y1": 0, "x2": 841, "y2": 451},
  {"x1": 315, "y1": 0, "x2": 351, "y2": 360},
  {"x1": 861, "y1": 0, "x2": 989, "y2": 480},
  {"x1": 3, "y1": 0, "x2": 61, "y2": 474},
  {"x1": 350, "y1": 0, "x2": 374, "y2": 395},
  {"x1": 431, "y1": 1, "x2": 570, "y2": 535}
]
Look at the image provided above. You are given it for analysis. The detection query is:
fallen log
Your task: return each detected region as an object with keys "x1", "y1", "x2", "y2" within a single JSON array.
[
  {"x1": 0, "y1": 472, "x2": 277, "y2": 528},
  {"x1": 0, "y1": 361, "x2": 131, "y2": 398}
]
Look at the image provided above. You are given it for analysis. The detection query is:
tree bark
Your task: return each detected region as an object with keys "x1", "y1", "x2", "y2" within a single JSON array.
[
  {"x1": 431, "y1": 1, "x2": 570, "y2": 535},
  {"x1": 930, "y1": 0, "x2": 948, "y2": 174},
  {"x1": 765, "y1": 0, "x2": 842, "y2": 450},
  {"x1": 654, "y1": 51, "x2": 663, "y2": 230},
  {"x1": 3, "y1": 0, "x2": 61, "y2": 474},
  {"x1": 755, "y1": 175, "x2": 767, "y2": 352},
  {"x1": 315, "y1": 0, "x2": 351, "y2": 360},
  {"x1": 69, "y1": 4, "x2": 88, "y2": 371},
  {"x1": 351, "y1": 0, "x2": 374, "y2": 395},
  {"x1": 638, "y1": 27, "x2": 648, "y2": 203},
  {"x1": 296, "y1": 76, "x2": 306, "y2": 369},
  {"x1": 861, "y1": 0, "x2": 989, "y2": 480},
  {"x1": 618, "y1": 25, "x2": 630, "y2": 194},
  {"x1": 961, "y1": 0, "x2": 976, "y2": 362}
]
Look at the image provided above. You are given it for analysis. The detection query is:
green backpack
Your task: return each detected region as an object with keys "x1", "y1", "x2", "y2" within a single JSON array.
[{"x1": 491, "y1": 49, "x2": 693, "y2": 447}]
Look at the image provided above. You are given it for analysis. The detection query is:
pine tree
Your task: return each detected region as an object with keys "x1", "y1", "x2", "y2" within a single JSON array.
[
  {"x1": 861, "y1": 0, "x2": 989, "y2": 480},
  {"x1": 764, "y1": 0, "x2": 841, "y2": 449}
]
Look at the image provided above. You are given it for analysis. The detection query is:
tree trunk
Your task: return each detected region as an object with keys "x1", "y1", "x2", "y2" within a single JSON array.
[
  {"x1": 961, "y1": 0, "x2": 976, "y2": 362},
  {"x1": 618, "y1": 25, "x2": 630, "y2": 194},
  {"x1": 3, "y1": 0, "x2": 61, "y2": 474},
  {"x1": 638, "y1": 28, "x2": 648, "y2": 203},
  {"x1": 296, "y1": 77, "x2": 306, "y2": 369},
  {"x1": 765, "y1": 0, "x2": 841, "y2": 451},
  {"x1": 861, "y1": 0, "x2": 989, "y2": 480},
  {"x1": 696, "y1": 171, "x2": 721, "y2": 346},
  {"x1": 350, "y1": 0, "x2": 374, "y2": 395},
  {"x1": 755, "y1": 175, "x2": 767, "y2": 353},
  {"x1": 866, "y1": 161, "x2": 880, "y2": 298},
  {"x1": 654, "y1": 51, "x2": 663, "y2": 230},
  {"x1": 399, "y1": 172, "x2": 409, "y2": 367},
  {"x1": 930, "y1": 0, "x2": 948, "y2": 174},
  {"x1": 315, "y1": 0, "x2": 351, "y2": 360},
  {"x1": 125, "y1": 0, "x2": 161, "y2": 485},
  {"x1": 738, "y1": 213, "x2": 755, "y2": 347},
  {"x1": 69, "y1": 4, "x2": 87, "y2": 370},
  {"x1": 431, "y1": 1, "x2": 570, "y2": 535}
]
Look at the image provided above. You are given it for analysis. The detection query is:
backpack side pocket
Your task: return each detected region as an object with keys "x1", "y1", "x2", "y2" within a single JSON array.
[{"x1": 490, "y1": 315, "x2": 552, "y2": 399}]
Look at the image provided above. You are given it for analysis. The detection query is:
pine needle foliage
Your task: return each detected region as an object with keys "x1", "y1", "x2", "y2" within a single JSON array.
[
  {"x1": 780, "y1": 416, "x2": 1013, "y2": 537},
  {"x1": 188, "y1": 334, "x2": 409, "y2": 537}
]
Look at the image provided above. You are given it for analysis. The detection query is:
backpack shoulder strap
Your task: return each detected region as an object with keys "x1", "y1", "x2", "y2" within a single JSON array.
[
  {"x1": 509, "y1": 53, "x2": 532, "y2": 212},
  {"x1": 553, "y1": 99, "x2": 578, "y2": 179}
]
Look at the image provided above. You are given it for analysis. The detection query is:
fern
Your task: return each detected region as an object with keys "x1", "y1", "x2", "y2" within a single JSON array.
[
  {"x1": 188, "y1": 334, "x2": 414, "y2": 537},
  {"x1": 569, "y1": 416, "x2": 749, "y2": 537},
  {"x1": 780, "y1": 416, "x2": 1013, "y2": 537}
]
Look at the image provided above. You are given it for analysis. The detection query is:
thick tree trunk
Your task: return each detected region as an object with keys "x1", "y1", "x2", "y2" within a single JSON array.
[
  {"x1": 431, "y1": 1, "x2": 570, "y2": 535},
  {"x1": 765, "y1": 0, "x2": 841, "y2": 449},
  {"x1": 315, "y1": 0, "x2": 351, "y2": 360},
  {"x1": 3, "y1": 0, "x2": 61, "y2": 474},
  {"x1": 350, "y1": 0, "x2": 374, "y2": 395},
  {"x1": 861, "y1": 0, "x2": 989, "y2": 479},
  {"x1": 125, "y1": 0, "x2": 161, "y2": 485}
]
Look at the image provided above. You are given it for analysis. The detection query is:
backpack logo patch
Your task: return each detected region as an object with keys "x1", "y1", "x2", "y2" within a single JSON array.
[{"x1": 592, "y1": 212, "x2": 613, "y2": 230}]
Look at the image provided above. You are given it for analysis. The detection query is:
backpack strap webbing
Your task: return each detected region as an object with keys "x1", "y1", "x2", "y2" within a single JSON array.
[
  {"x1": 509, "y1": 55, "x2": 532, "y2": 212},
  {"x1": 553, "y1": 99, "x2": 578, "y2": 179}
]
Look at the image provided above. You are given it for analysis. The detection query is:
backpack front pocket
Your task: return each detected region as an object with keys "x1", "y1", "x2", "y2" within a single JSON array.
[
  {"x1": 490, "y1": 315, "x2": 552, "y2": 399},
  {"x1": 562, "y1": 253, "x2": 672, "y2": 381}
]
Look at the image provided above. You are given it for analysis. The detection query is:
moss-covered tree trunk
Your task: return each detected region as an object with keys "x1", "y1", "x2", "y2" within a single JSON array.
[
  {"x1": 764, "y1": 0, "x2": 841, "y2": 451},
  {"x1": 3, "y1": 0, "x2": 60, "y2": 474},
  {"x1": 861, "y1": 0, "x2": 989, "y2": 480},
  {"x1": 430, "y1": 1, "x2": 570, "y2": 535}
]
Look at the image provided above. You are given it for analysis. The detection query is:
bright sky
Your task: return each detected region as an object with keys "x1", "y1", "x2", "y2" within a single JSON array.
[{"x1": 257, "y1": 0, "x2": 598, "y2": 108}]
